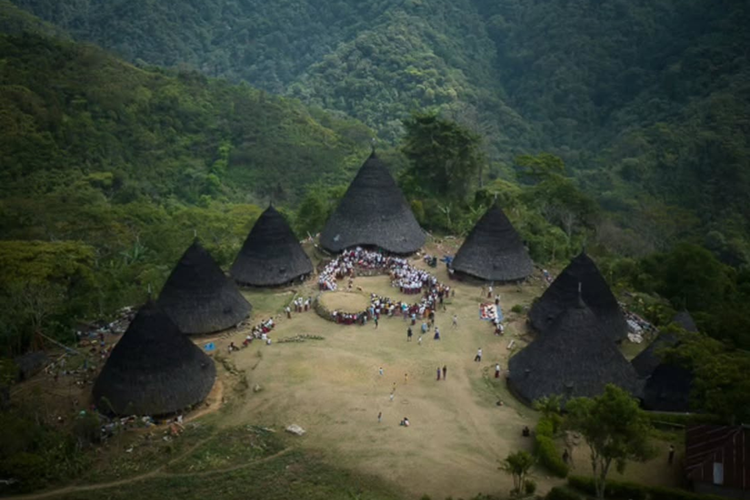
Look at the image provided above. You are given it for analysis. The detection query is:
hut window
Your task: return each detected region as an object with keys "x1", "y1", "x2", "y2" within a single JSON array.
[{"x1": 712, "y1": 462, "x2": 723, "y2": 485}]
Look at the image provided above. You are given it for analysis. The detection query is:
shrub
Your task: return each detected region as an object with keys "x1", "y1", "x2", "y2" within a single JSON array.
[
  {"x1": 649, "y1": 486, "x2": 725, "y2": 500},
  {"x1": 511, "y1": 304, "x2": 524, "y2": 314},
  {"x1": 536, "y1": 417, "x2": 554, "y2": 437},
  {"x1": 546, "y1": 487, "x2": 581, "y2": 500},
  {"x1": 524, "y1": 479, "x2": 537, "y2": 495},
  {"x1": 568, "y1": 476, "x2": 724, "y2": 500},
  {"x1": 534, "y1": 435, "x2": 569, "y2": 477}
]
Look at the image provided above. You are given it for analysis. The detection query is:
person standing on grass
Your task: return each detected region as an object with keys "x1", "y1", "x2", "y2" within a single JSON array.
[
  {"x1": 378, "y1": 411, "x2": 382, "y2": 423},
  {"x1": 452, "y1": 314, "x2": 458, "y2": 328},
  {"x1": 285, "y1": 306, "x2": 291, "y2": 319},
  {"x1": 442, "y1": 365, "x2": 447, "y2": 380},
  {"x1": 434, "y1": 328, "x2": 441, "y2": 340},
  {"x1": 668, "y1": 444, "x2": 675, "y2": 465},
  {"x1": 421, "y1": 321, "x2": 428, "y2": 335},
  {"x1": 437, "y1": 367, "x2": 441, "y2": 381},
  {"x1": 488, "y1": 285, "x2": 493, "y2": 299},
  {"x1": 475, "y1": 347, "x2": 482, "y2": 362},
  {"x1": 407, "y1": 326, "x2": 413, "y2": 342},
  {"x1": 374, "y1": 316, "x2": 379, "y2": 329},
  {"x1": 495, "y1": 363, "x2": 501, "y2": 378},
  {"x1": 404, "y1": 373, "x2": 408, "y2": 384},
  {"x1": 379, "y1": 366, "x2": 384, "y2": 376},
  {"x1": 418, "y1": 335, "x2": 422, "y2": 345}
]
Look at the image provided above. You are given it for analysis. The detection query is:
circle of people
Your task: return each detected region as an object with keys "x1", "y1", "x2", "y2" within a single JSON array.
[{"x1": 317, "y1": 247, "x2": 453, "y2": 326}]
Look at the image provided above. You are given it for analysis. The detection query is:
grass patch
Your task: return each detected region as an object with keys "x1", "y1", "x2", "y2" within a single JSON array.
[
  {"x1": 80, "y1": 422, "x2": 215, "y2": 484},
  {"x1": 165, "y1": 425, "x2": 284, "y2": 473},
  {"x1": 54, "y1": 449, "x2": 403, "y2": 500}
]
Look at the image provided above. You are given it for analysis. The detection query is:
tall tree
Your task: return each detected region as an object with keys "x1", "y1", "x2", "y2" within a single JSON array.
[
  {"x1": 566, "y1": 385, "x2": 655, "y2": 499},
  {"x1": 400, "y1": 111, "x2": 484, "y2": 203},
  {"x1": 499, "y1": 450, "x2": 535, "y2": 495}
]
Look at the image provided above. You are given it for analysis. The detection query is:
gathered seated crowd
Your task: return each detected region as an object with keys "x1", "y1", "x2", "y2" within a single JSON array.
[
  {"x1": 238, "y1": 317, "x2": 276, "y2": 348},
  {"x1": 318, "y1": 247, "x2": 454, "y2": 327}
]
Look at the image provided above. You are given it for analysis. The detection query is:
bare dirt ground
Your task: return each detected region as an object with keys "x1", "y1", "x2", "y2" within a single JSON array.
[
  {"x1": 318, "y1": 291, "x2": 370, "y2": 313},
  {"x1": 12, "y1": 239, "x2": 681, "y2": 499}
]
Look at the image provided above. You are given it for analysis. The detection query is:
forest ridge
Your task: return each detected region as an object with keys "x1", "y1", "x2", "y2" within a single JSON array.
[{"x1": 7, "y1": 0, "x2": 750, "y2": 265}]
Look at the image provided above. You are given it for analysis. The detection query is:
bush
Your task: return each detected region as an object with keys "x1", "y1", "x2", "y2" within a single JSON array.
[
  {"x1": 534, "y1": 435, "x2": 569, "y2": 477},
  {"x1": 524, "y1": 479, "x2": 537, "y2": 495},
  {"x1": 534, "y1": 416, "x2": 568, "y2": 477},
  {"x1": 546, "y1": 487, "x2": 581, "y2": 500},
  {"x1": 568, "y1": 476, "x2": 724, "y2": 500},
  {"x1": 511, "y1": 304, "x2": 524, "y2": 314}
]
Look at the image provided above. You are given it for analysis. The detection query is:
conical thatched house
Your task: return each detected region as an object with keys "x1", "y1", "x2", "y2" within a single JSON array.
[
  {"x1": 508, "y1": 302, "x2": 641, "y2": 406},
  {"x1": 451, "y1": 205, "x2": 533, "y2": 282},
  {"x1": 93, "y1": 301, "x2": 216, "y2": 416},
  {"x1": 231, "y1": 205, "x2": 313, "y2": 286},
  {"x1": 528, "y1": 251, "x2": 627, "y2": 342},
  {"x1": 320, "y1": 152, "x2": 425, "y2": 254},
  {"x1": 631, "y1": 311, "x2": 697, "y2": 412},
  {"x1": 158, "y1": 241, "x2": 251, "y2": 335}
]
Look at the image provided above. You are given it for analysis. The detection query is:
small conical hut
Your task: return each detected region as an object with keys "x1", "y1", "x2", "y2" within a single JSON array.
[
  {"x1": 320, "y1": 152, "x2": 425, "y2": 254},
  {"x1": 529, "y1": 251, "x2": 627, "y2": 341},
  {"x1": 231, "y1": 205, "x2": 313, "y2": 286},
  {"x1": 508, "y1": 302, "x2": 641, "y2": 406},
  {"x1": 158, "y1": 241, "x2": 251, "y2": 335},
  {"x1": 632, "y1": 311, "x2": 696, "y2": 412},
  {"x1": 451, "y1": 205, "x2": 533, "y2": 282},
  {"x1": 93, "y1": 302, "x2": 216, "y2": 416}
]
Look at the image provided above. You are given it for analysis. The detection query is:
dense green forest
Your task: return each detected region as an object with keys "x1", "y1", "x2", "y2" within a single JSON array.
[{"x1": 8, "y1": 0, "x2": 750, "y2": 264}]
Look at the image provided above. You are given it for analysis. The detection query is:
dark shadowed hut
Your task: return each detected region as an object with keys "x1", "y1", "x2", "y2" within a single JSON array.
[
  {"x1": 320, "y1": 152, "x2": 425, "y2": 254},
  {"x1": 528, "y1": 251, "x2": 627, "y2": 342},
  {"x1": 231, "y1": 205, "x2": 313, "y2": 287},
  {"x1": 508, "y1": 301, "x2": 641, "y2": 406},
  {"x1": 451, "y1": 205, "x2": 533, "y2": 282},
  {"x1": 632, "y1": 311, "x2": 697, "y2": 412},
  {"x1": 93, "y1": 301, "x2": 216, "y2": 416},
  {"x1": 158, "y1": 241, "x2": 251, "y2": 335}
]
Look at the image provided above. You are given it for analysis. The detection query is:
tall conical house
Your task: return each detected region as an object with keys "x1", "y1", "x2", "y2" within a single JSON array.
[
  {"x1": 529, "y1": 251, "x2": 627, "y2": 342},
  {"x1": 158, "y1": 240, "x2": 251, "y2": 335},
  {"x1": 508, "y1": 301, "x2": 641, "y2": 406},
  {"x1": 320, "y1": 152, "x2": 425, "y2": 254},
  {"x1": 451, "y1": 205, "x2": 533, "y2": 282},
  {"x1": 231, "y1": 205, "x2": 313, "y2": 286},
  {"x1": 631, "y1": 310, "x2": 697, "y2": 412},
  {"x1": 93, "y1": 301, "x2": 216, "y2": 416}
]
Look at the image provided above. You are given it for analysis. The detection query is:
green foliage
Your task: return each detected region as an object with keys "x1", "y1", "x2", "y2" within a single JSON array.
[
  {"x1": 523, "y1": 479, "x2": 537, "y2": 496},
  {"x1": 567, "y1": 475, "x2": 726, "y2": 500},
  {"x1": 499, "y1": 450, "x2": 534, "y2": 494},
  {"x1": 401, "y1": 111, "x2": 484, "y2": 203},
  {"x1": 545, "y1": 487, "x2": 581, "y2": 500},
  {"x1": 566, "y1": 385, "x2": 655, "y2": 499},
  {"x1": 533, "y1": 396, "x2": 562, "y2": 433},
  {"x1": 534, "y1": 416, "x2": 569, "y2": 478}
]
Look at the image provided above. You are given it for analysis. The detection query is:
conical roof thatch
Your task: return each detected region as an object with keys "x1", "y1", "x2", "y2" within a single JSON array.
[
  {"x1": 673, "y1": 310, "x2": 699, "y2": 333},
  {"x1": 451, "y1": 205, "x2": 533, "y2": 282},
  {"x1": 528, "y1": 251, "x2": 627, "y2": 342},
  {"x1": 508, "y1": 302, "x2": 641, "y2": 406},
  {"x1": 158, "y1": 241, "x2": 251, "y2": 335},
  {"x1": 631, "y1": 311, "x2": 696, "y2": 412},
  {"x1": 93, "y1": 301, "x2": 216, "y2": 416},
  {"x1": 320, "y1": 152, "x2": 425, "y2": 254},
  {"x1": 230, "y1": 205, "x2": 313, "y2": 287}
]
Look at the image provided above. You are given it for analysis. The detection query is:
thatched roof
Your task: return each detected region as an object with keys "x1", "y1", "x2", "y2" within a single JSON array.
[
  {"x1": 673, "y1": 310, "x2": 699, "y2": 333},
  {"x1": 631, "y1": 333, "x2": 679, "y2": 378},
  {"x1": 632, "y1": 311, "x2": 696, "y2": 412},
  {"x1": 93, "y1": 301, "x2": 216, "y2": 416},
  {"x1": 641, "y1": 364, "x2": 692, "y2": 412},
  {"x1": 451, "y1": 205, "x2": 533, "y2": 282},
  {"x1": 508, "y1": 302, "x2": 641, "y2": 406},
  {"x1": 158, "y1": 241, "x2": 251, "y2": 335},
  {"x1": 528, "y1": 251, "x2": 627, "y2": 342},
  {"x1": 320, "y1": 152, "x2": 425, "y2": 254},
  {"x1": 230, "y1": 205, "x2": 313, "y2": 286}
]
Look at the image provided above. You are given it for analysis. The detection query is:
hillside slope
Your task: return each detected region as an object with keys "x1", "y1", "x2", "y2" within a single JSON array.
[{"x1": 8, "y1": 0, "x2": 750, "y2": 250}]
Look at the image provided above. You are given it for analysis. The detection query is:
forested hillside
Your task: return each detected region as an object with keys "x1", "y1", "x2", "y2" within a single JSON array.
[
  {"x1": 9, "y1": 0, "x2": 750, "y2": 263},
  {"x1": 0, "y1": 30, "x2": 372, "y2": 349}
]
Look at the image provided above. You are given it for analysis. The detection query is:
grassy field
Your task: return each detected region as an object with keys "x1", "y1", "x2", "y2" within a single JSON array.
[{"x1": 8, "y1": 241, "x2": 681, "y2": 500}]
